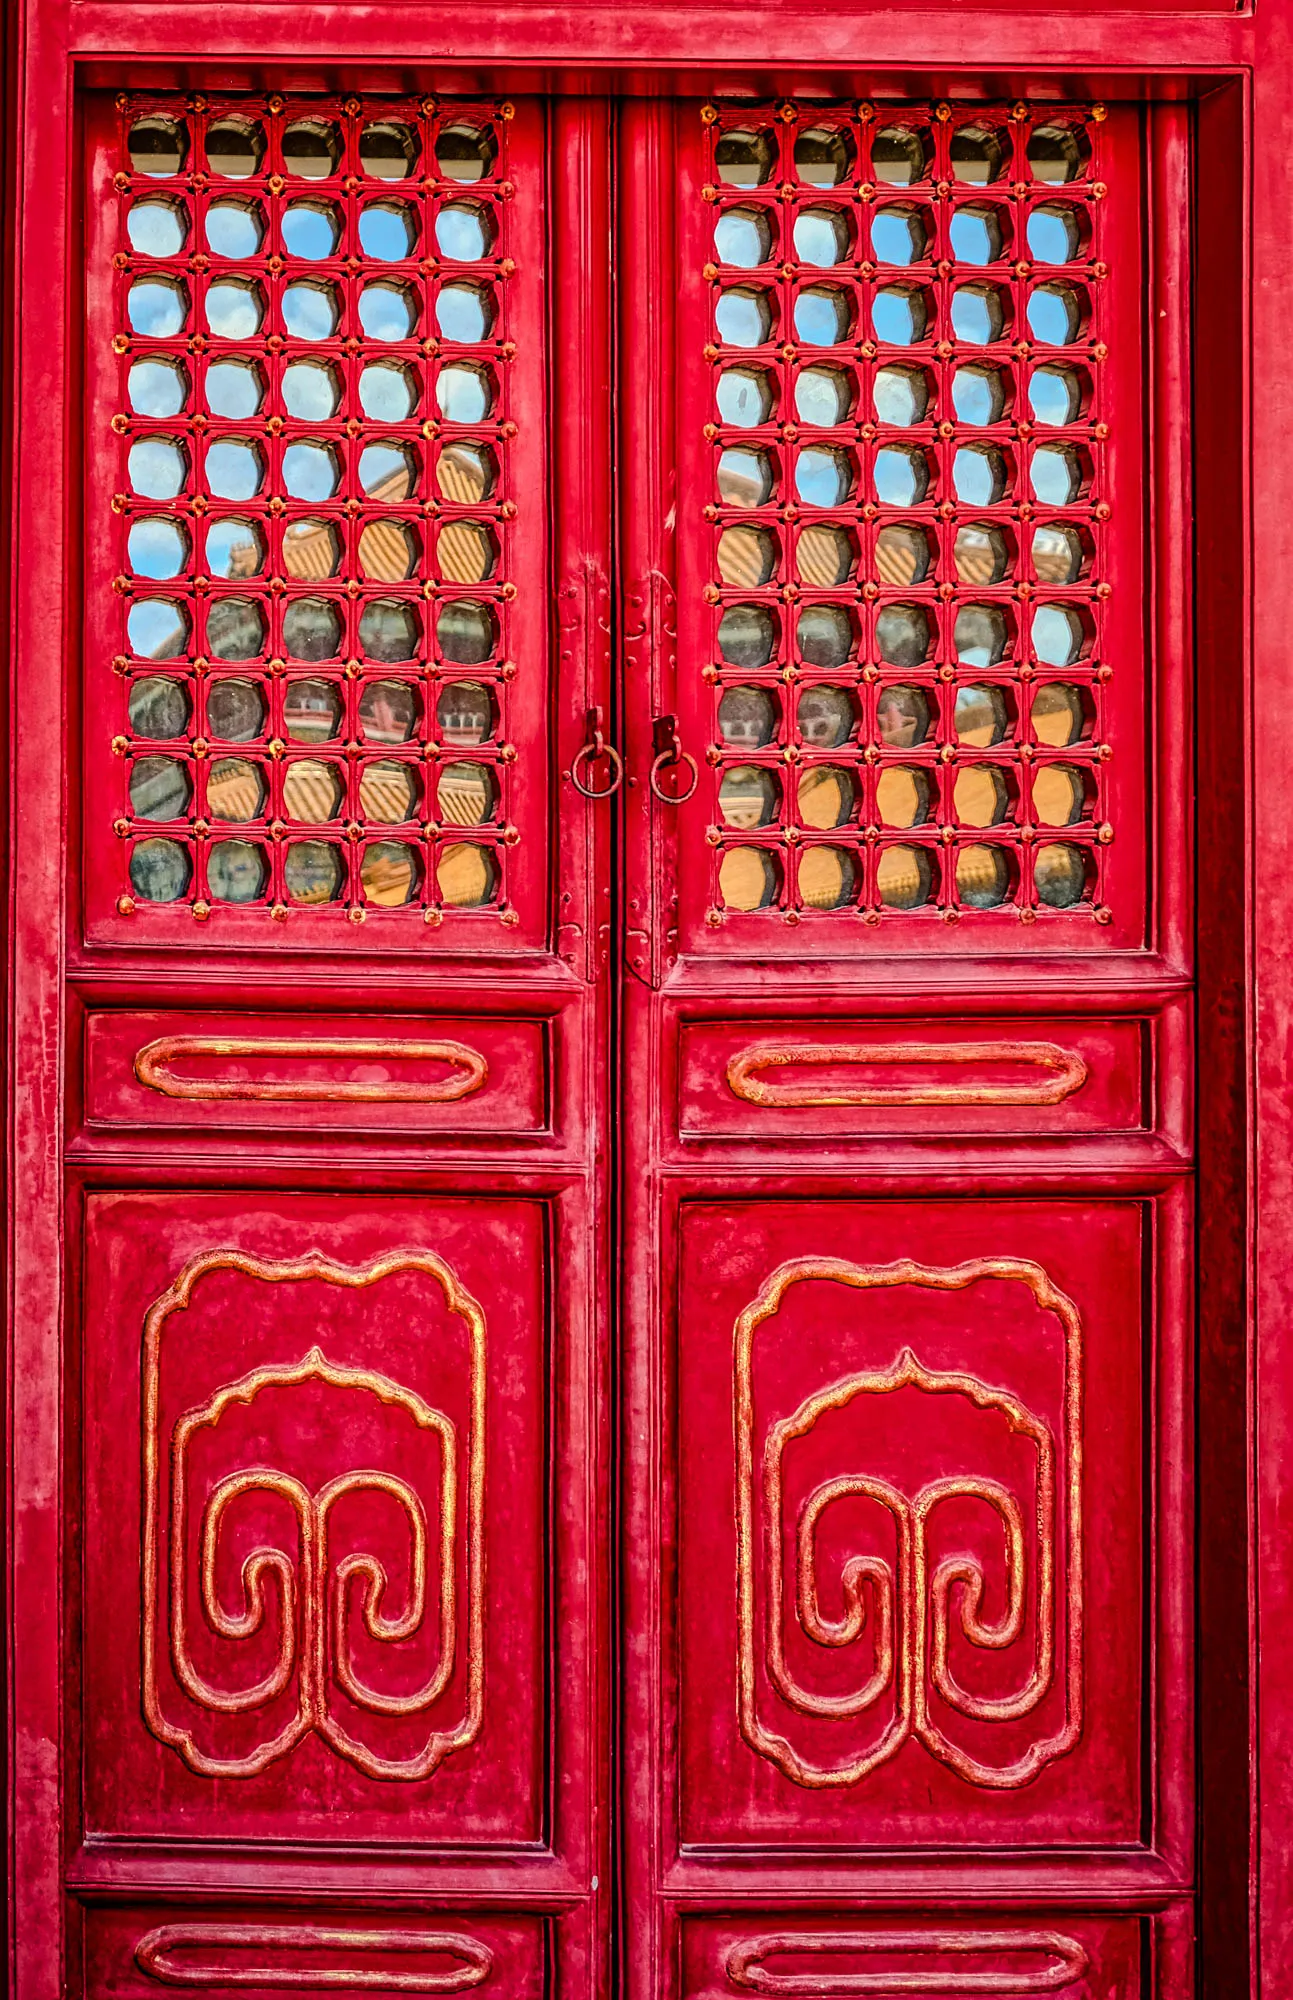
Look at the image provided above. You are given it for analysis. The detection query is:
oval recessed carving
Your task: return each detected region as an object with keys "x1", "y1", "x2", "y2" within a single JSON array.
[
  {"x1": 135, "y1": 1921, "x2": 493, "y2": 1990},
  {"x1": 134, "y1": 1033, "x2": 489, "y2": 1103},
  {"x1": 725, "y1": 1039, "x2": 1088, "y2": 1108},
  {"x1": 725, "y1": 1927, "x2": 1089, "y2": 1995}
]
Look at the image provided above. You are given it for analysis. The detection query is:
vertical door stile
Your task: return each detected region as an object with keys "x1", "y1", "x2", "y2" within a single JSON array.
[
  {"x1": 618, "y1": 95, "x2": 680, "y2": 2000},
  {"x1": 1192, "y1": 81, "x2": 1253, "y2": 1996},
  {"x1": 554, "y1": 96, "x2": 617, "y2": 988},
  {"x1": 1145, "y1": 105, "x2": 1194, "y2": 978},
  {"x1": 622, "y1": 96, "x2": 681, "y2": 992},
  {"x1": 1144, "y1": 101, "x2": 1197, "y2": 1890},
  {"x1": 549, "y1": 93, "x2": 618, "y2": 1998}
]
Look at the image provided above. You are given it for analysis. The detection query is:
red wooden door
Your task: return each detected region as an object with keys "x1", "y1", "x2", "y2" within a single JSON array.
[
  {"x1": 67, "y1": 88, "x2": 614, "y2": 1999},
  {"x1": 619, "y1": 95, "x2": 1196, "y2": 1999}
]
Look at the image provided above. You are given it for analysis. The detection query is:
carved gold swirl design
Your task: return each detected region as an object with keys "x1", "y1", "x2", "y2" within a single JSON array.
[
  {"x1": 725, "y1": 1040, "x2": 1089, "y2": 1108},
  {"x1": 134, "y1": 1034, "x2": 489, "y2": 1103},
  {"x1": 736, "y1": 1257, "x2": 1082, "y2": 1789},
  {"x1": 134, "y1": 1921, "x2": 493, "y2": 1991},
  {"x1": 142, "y1": 1249, "x2": 485, "y2": 1780},
  {"x1": 725, "y1": 1928, "x2": 1089, "y2": 1995}
]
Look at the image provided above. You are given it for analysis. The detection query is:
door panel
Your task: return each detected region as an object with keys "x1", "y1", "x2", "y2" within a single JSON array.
[
  {"x1": 675, "y1": 1194, "x2": 1183, "y2": 1849},
  {"x1": 81, "y1": 1005, "x2": 554, "y2": 1139},
  {"x1": 84, "y1": 1908, "x2": 549, "y2": 2000},
  {"x1": 673, "y1": 1006, "x2": 1184, "y2": 1146},
  {"x1": 81, "y1": 1190, "x2": 547, "y2": 1843},
  {"x1": 678, "y1": 1909, "x2": 1193, "y2": 2000}
]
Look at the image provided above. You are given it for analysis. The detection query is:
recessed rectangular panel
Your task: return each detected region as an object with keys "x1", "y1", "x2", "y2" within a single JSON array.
[
  {"x1": 83, "y1": 1009, "x2": 550, "y2": 1137},
  {"x1": 681, "y1": 1909, "x2": 1186, "y2": 2000},
  {"x1": 84, "y1": 1908, "x2": 547, "y2": 2000},
  {"x1": 677, "y1": 1198, "x2": 1152, "y2": 1848},
  {"x1": 80, "y1": 1191, "x2": 547, "y2": 1846},
  {"x1": 678, "y1": 1014, "x2": 1146, "y2": 1140}
]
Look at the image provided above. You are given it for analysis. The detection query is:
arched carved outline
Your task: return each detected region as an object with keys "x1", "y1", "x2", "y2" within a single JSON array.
[
  {"x1": 142, "y1": 1248, "x2": 486, "y2": 1780},
  {"x1": 725, "y1": 1040, "x2": 1088, "y2": 1109},
  {"x1": 735, "y1": 1256, "x2": 1083, "y2": 1789},
  {"x1": 724, "y1": 1927, "x2": 1089, "y2": 1996},
  {"x1": 134, "y1": 1921, "x2": 493, "y2": 1991},
  {"x1": 135, "y1": 1034, "x2": 489, "y2": 1104}
]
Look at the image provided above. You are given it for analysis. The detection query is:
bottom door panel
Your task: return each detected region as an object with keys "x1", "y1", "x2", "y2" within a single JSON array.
[
  {"x1": 679, "y1": 1907, "x2": 1192, "y2": 2000},
  {"x1": 673, "y1": 1194, "x2": 1190, "y2": 1860},
  {"x1": 84, "y1": 1908, "x2": 548, "y2": 2000},
  {"x1": 77, "y1": 1191, "x2": 551, "y2": 1851}
]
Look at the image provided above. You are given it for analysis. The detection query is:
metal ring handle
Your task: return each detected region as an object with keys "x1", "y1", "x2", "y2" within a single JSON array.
[
  {"x1": 649, "y1": 747, "x2": 699, "y2": 804},
  {"x1": 570, "y1": 736, "x2": 624, "y2": 800}
]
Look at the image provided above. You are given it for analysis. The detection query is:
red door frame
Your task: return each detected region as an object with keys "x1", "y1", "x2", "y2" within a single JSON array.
[{"x1": 0, "y1": 4, "x2": 1282, "y2": 1998}]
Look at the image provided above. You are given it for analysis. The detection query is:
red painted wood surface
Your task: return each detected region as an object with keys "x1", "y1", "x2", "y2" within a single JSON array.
[
  {"x1": 82, "y1": 1007, "x2": 554, "y2": 1136},
  {"x1": 82, "y1": 1194, "x2": 548, "y2": 1840},
  {"x1": 680, "y1": 1909, "x2": 1195, "y2": 1997},
  {"x1": 0, "y1": 3, "x2": 1279, "y2": 1997},
  {"x1": 675, "y1": 1009, "x2": 1181, "y2": 1144},
  {"x1": 671, "y1": 1193, "x2": 1190, "y2": 1846}
]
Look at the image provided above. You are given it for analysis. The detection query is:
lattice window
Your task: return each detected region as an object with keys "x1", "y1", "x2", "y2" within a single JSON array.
[
  {"x1": 109, "y1": 92, "x2": 523, "y2": 924},
  {"x1": 699, "y1": 99, "x2": 1114, "y2": 924}
]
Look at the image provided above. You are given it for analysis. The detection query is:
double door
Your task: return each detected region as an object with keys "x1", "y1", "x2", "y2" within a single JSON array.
[{"x1": 63, "y1": 83, "x2": 1193, "y2": 1999}]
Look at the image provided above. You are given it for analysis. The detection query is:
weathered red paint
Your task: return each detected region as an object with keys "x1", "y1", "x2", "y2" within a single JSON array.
[{"x1": 0, "y1": 2, "x2": 1280, "y2": 1997}]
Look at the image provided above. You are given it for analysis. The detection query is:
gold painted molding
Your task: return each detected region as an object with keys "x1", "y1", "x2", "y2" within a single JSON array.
[
  {"x1": 134, "y1": 1921, "x2": 493, "y2": 1991},
  {"x1": 724, "y1": 1928, "x2": 1089, "y2": 1995},
  {"x1": 134, "y1": 1034, "x2": 489, "y2": 1103},
  {"x1": 725, "y1": 1039, "x2": 1089, "y2": 1108},
  {"x1": 735, "y1": 1256, "x2": 1083, "y2": 1790},
  {"x1": 141, "y1": 1248, "x2": 486, "y2": 1781}
]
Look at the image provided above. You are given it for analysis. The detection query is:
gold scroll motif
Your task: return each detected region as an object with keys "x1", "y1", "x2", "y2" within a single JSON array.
[
  {"x1": 134, "y1": 1922, "x2": 493, "y2": 1992},
  {"x1": 134, "y1": 1034, "x2": 489, "y2": 1104},
  {"x1": 735, "y1": 1258, "x2": 1083, "y2": 1789},
  {"x1": 725, "y1": 1040, "x2": 1089, "y2": 1109},
  {"x1": 142, "y1": 1249, "x2": 485, "y2": 1780},
  {"x1": 725, "y1": 1928, "x2": 1089, "y2": 1996}
]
